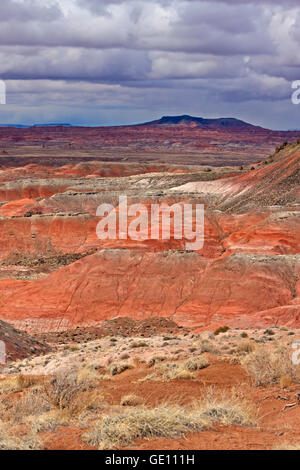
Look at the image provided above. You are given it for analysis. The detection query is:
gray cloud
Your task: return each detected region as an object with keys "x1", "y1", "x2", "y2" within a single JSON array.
[{"x1": 0, "y1": 0, "x2": 299, "y2": 129}]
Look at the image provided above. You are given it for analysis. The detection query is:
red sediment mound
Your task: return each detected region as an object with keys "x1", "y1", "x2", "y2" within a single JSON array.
[
  {"x1": 171, "y1": 147, "x2": 300, "y2": 212},
  {"x1": 0, "y1": 207, "x2": 298, "y2": 264},
  {"x1": 0, "y1": 250, "x2": 298, "y2": 333},
  {"x1": 36, "y1": 316, "x2": 189, "y2": 344},
  {"x1": 0, "y1": 318, "x2": 51, "y2": 363},
  {"x1": 0, "y1": 198, "x2": 36, "y2": 217},
  {"x1": 0, "y1": 179, "x2": 72, "y2": 202}
]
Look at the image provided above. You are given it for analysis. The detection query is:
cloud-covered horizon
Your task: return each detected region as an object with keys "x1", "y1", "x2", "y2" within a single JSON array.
[{"x1": 0, "y1": 0, "x2": 300, "y2": 129}]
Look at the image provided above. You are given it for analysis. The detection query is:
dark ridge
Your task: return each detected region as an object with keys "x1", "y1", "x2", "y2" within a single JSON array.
[{"x1": 138, "y1": 114, "x2": 265, "y2": 130}]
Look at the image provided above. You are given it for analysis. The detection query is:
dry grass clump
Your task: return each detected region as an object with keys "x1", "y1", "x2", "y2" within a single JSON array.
[
  {"x1": 0, "y1": 422, "x2": 41, "y2": 450},
  {"x1": 236, "y1": 339, "x2": 256, "y2": 354},
  {"x1": 184, "y1": 357, "x2": 210, "y2": 371},
  {"x1": 274, "y1": 442, "x2": 300, "y2": 450},
  {"x1": 196, "y1": 388, "x2": 257, "y2": 428},
  {"x1": 0, "y1": 371, "x2": 107, "y2": 446},
  {"x1": 140, "y1": 356, "x2": 210, "y2": 382},
  {"x1": 9, "y1": 387, "x2": 51, "y2": 423},
  {"x1": 242, "y1": 345, "x2": 298, "y2": 386},
  {"x1": 97, "y1": 373, "x2": 112, "y2": 381},
  {"x1": 279, "y1": 375, "x2": 292, "y2": 389},
  {"x1": 77, "y1": 366, "x2": 100, "y2": 383},
  {"x1": 30, "y1": 410, "x2": 69, "y2": 433},
  {"x1": 0, "y1": 375, "x2": 46, "y2": 395},
  {"x1": 84, "y1": 405, "x2": 208, "y2": 449},
  {"x1": 108, "y1": 363, "x2": 134, "y2": 376},
  {"x1": 130, "y1": 341, "x2": 149, "y2": 349},
  {"x1": 175, "y1": 370, "x2": 195, "y2": 380},
  {"x1": 147, "y1": 356, "x2": 166, "y2": 367},
  {"x1": 198, "y1": 339, "x2": 218, "y2": 354},
  {"x1": 0, "y1": 376, "x2": 20, "y2": 394},
  {"x1": 119, "y1": 352, "x2": 130, "y2": 360},
  {"x1": 84, "y1": 388, "x2": 256, "y2": 449},
  {"x1": 17, "y1": 375, "x2": 46, "y2": 390},
  {"x1": 120, "y1": 394, "x2": 144, "y2": 407}
]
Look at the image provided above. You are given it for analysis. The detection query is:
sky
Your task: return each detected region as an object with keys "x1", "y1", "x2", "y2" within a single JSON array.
[{"x1": 0, "y1": 0, "x2": 300, "y2": 129}]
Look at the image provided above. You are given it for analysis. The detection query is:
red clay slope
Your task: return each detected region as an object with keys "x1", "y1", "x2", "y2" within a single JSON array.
[
  {"x1": 0, "y1": 318, "x2": 51, "y2": 362},
  {"x1": 0, "y1": 250, "x2": 298, "y2": 332},
  {"x1": 0, "y1": 142, "x2": 298, "y2": 332}
]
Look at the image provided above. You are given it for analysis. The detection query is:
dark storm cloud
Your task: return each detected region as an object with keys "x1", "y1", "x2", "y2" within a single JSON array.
[
  {"x1": 0, "y1": 0, "x2": 274, "y2": 54},
  {"x1": 0, "y1": 0, "x2": 299, "y2": 129}
]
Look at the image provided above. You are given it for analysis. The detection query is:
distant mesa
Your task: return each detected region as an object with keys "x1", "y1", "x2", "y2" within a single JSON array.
[{"x1": 138, "y1": 114, "x2": 265, "y2": 130}]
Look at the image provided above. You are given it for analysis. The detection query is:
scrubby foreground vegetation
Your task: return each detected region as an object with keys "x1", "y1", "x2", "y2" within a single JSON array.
[{"x1": 0, "y1": 326, "x2": 299, "y2": 450}]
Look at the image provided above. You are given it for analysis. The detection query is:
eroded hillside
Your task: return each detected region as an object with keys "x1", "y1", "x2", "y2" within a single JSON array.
[{"x1": 0, "y1": 140, "x2": 298, "y2": 332}]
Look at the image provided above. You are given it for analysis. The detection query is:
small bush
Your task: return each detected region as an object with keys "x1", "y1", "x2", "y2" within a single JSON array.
[
  {"x1": 43, "y1": 375, "x2": 85, "y2": 410},
  {"x1": 119, "y1": 353, "x2": 130, "y2": 360},
  {"x1": 130, "y1": 341, "x2": 148, "y2": 349},
  {"x1": 10, "y1": 387, "x2": 50, "y2": 423},
  {"x1": 264, "y1": 329, "x2": 275, "y2": 336},
  {"x1": 199, "y1": 339, "x2": 217, "y2": 354},
  {"x1": 120, "y1": 394, "x2": 144, "y2": 407},
  {"x1": 184, "y1": 357, "x2": 210, "y2": 371},
  {"x1": 141, "y1": 357, "x2": 209, "y2": 382},
  {"x1": 174, "y1": 370, "x2": 195, "y2": 380},
  {"x1": 242, "y1": 346, "x2": 297, "y2": 386},
  {"x1": 279, "y1": 375, "x2": 292, "y2": 389},
  {"x1": 214, "y1": 326, "x2": 230, "y2": 336},
  {"x1": 147, "y1": 356, "x2": 166, "y2": 368},
  {"x1": 237, "y1": 339, "x2": 256, "y2": 354},
  {"x1": 43, "y1": 373, "x2": 101, "y2": 416},
  {"x1": 108, "y1": 363, "x2": 133, "y2": 376}
]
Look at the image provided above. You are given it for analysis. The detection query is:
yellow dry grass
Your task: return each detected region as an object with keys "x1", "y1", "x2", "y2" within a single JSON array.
[{"x1": 84, "y1": 388, "x2": 257, "y2": 449}]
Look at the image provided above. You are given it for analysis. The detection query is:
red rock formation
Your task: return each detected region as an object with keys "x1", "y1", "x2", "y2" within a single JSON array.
[
  {"x1": 0, "y1": 318, "x2": 51, "y2": 362},
  {"x1": 0, "y1": 198, "x2": 36, "y2": 217},
  {"x1": 0, "y1": 208, "x2": 298, "y2": 264},
  {"x1": 0, "y1": 250, "x2": 298, "y2": 333},
  {"x1": 0, "y1": 139, "x2": 298, "y2": 332}
]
